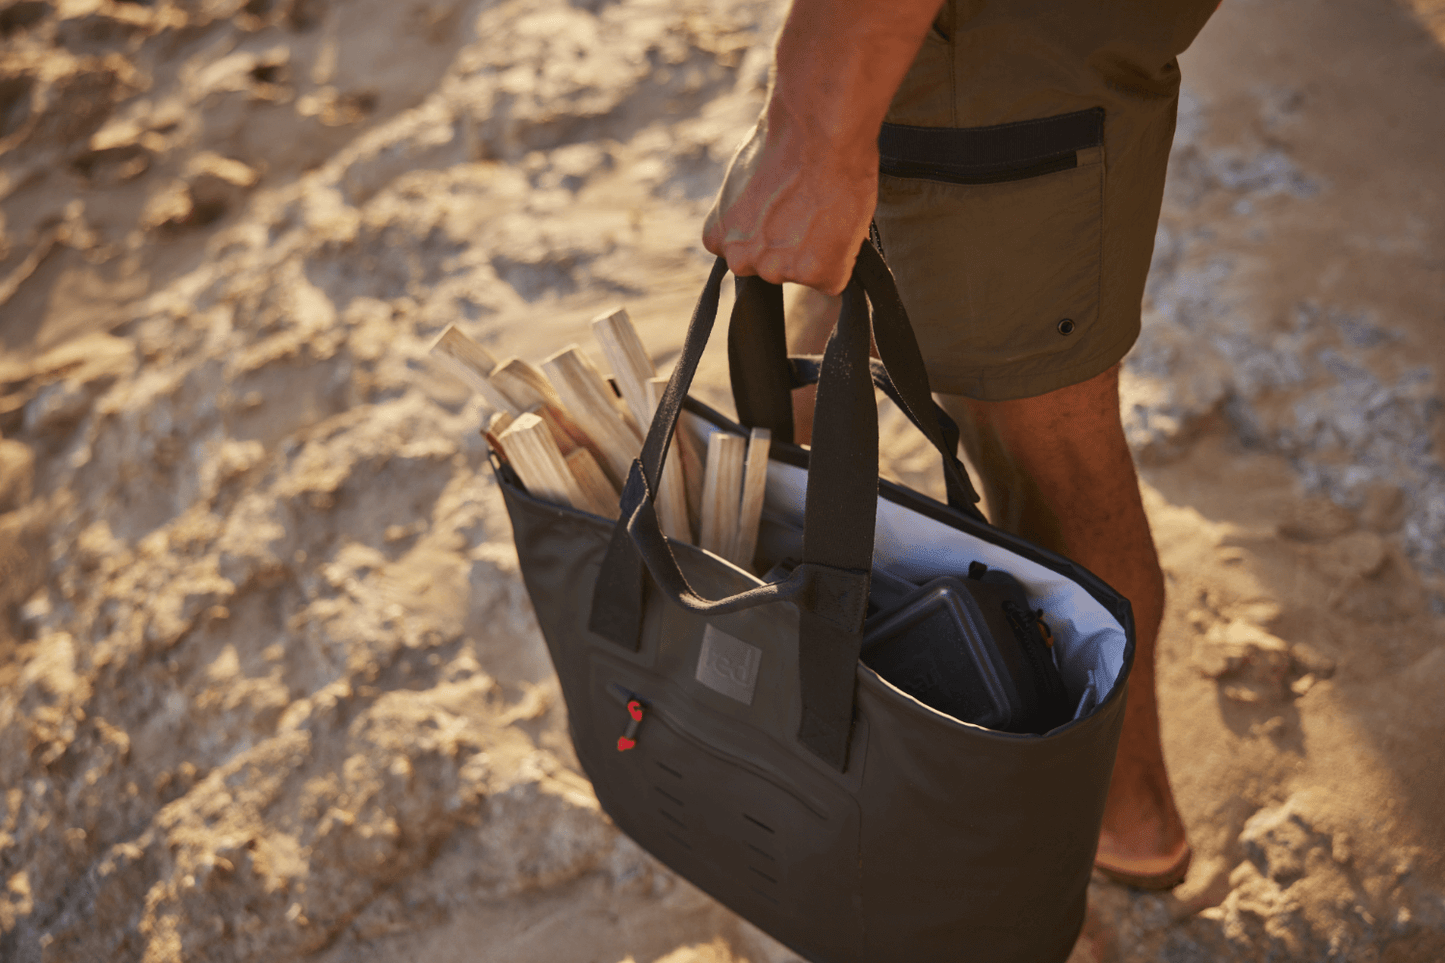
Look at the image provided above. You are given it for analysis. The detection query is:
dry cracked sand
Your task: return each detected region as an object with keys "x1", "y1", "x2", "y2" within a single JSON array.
[{"x1": 1, "y1": 0, "x2": 1443, "y2": 959}]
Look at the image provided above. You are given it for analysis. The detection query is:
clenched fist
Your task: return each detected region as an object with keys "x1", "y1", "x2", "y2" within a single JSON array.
[{"x1": 702, "y1": 109, "x2": 878, "y2": 296}]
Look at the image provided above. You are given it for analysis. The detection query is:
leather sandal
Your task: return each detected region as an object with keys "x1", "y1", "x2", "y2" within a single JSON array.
[{"x1": 1093, "y1": 840, "x2": 1193, "y2": 891}]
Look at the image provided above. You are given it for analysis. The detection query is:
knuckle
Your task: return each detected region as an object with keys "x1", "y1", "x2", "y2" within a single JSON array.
[
  {"x1": 755, "y1": 252, "x2": 788, "y2": 285},
  {"x1": 725, "y1": 247, "x2": 756, "y2": 276}
]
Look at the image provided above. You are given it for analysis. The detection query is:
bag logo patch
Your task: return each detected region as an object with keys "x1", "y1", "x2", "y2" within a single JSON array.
[{"x1": 695, "y1": 625, "x2": 761, "y2": 705}]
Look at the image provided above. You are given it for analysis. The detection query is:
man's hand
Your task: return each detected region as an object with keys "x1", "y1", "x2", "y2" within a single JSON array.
[
  {"x1": 702, "y1": 0, "x2": 945, "y2": 294},
  {"x1": 702, "y1": 113, "x2": 878, "y2": 296}
]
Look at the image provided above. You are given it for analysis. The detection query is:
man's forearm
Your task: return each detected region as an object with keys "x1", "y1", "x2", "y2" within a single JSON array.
[
  {"x1": 702, "y1": 0, "x2": 943, "y2": 291},
  {"x1": 768, "y1": 0, "x2": 945, "y2": 150}
]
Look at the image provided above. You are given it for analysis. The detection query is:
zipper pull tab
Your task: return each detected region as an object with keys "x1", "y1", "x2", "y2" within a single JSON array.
[{"x1": 617, "y1": 698, "x2": 645, "y2": 751}]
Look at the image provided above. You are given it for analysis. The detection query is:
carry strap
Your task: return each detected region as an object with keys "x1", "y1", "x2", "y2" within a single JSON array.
[
  {"x1": 728, "y1": 276, "x2": 795, "y2": 444},
  {"x1": 728, "y1": 269, "x2": 983, "y2": 518},
  {"x1": 589, "y1": 242, "x2": 980, "y2": 771},
  {"x1": 786, "y1": 356, "x2": 979, "y2": 516}
]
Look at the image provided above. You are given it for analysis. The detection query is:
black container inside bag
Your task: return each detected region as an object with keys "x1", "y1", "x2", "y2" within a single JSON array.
[
  {"x1": 862, "y1": 564, "x2": 1074, "y2": 734},
  {"x1": 763, "y1": 549, "x2": 1075, "y2": 734}
]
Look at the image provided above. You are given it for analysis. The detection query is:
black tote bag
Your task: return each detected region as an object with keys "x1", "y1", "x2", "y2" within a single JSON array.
[{"x1": 494, "y1": 242, "x2": 1135, "y2": 963}]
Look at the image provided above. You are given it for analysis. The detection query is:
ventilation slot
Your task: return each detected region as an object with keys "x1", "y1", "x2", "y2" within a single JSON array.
[
  {"x1": 742, "y1": 813, "x2": 775, "y2": 834},
  {"x1": 658, "y1": 808, "x2": 686, "y2": 829},
  {"x1": 655, "y1": 761, "x2": 683, "y2": 779}
]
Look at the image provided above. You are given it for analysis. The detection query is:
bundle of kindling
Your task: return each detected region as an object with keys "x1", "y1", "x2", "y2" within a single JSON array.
[{"x1": 431, "y1": 308, "x2": 770, "y2": 572}]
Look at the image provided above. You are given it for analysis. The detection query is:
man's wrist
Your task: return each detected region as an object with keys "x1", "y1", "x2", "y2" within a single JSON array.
[
  {"x1": 765, "y1": 0, "x2": 944, "y2": 149},
  {"x1": 760, "y1": 93, "x2": 879, "y2": 175}
]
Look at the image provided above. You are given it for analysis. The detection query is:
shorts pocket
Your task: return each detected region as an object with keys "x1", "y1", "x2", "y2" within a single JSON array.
[{"x1": 873, "y1": 109, "x2": 1106, "y2": 399}]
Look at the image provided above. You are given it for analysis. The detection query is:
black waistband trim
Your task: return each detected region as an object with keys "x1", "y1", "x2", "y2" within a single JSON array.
[{"x1": 879, "y1": 107, "x2": 1104, "y2": 185}]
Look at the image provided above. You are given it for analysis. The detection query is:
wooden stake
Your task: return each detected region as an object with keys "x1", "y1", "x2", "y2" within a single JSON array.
[
  {"x1": 527, "y1": 405, "x2": 577, "y2": 456},
  {"x1": 542, "y1": 345, "x2": 644, "y2": 487},
  {"x1": 484, "y1": 411, "x2": 515, "y2": 460},
  {"x1": 642, "y1": 377, "x2": 692, "y2": 544},
  {"x1": 490, "y1": 357, "x2": 564, "y2": 412},
  {"x1": 430, "y1": 326, "x2": 517, "y2": 415},
  {"x1": 699, "y1": 432, "x2": 745, "y2": 559},
  {"x1": 488, "y1": 357, "x2": 598, "y2": 456},
  {"x1": 566, "y1": 448, "x2": 620, "y2": 520},
  {"x1": 591, "y1": 307, "x2": 653, "y2": 434},
  {"x1": 729, "y1": 427, "x2": 771, "y2": 569},
  {"x1": 650, "y1": 376, "x2": 704, "y2": 532},
  {"x1": 498, "y1": 412, "x2": 588, "y2": 510}
]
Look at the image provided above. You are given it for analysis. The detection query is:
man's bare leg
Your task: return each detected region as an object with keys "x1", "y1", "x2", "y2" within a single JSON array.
[{"x1": 939, "y1": 364, "x2": 1189, "y2": 884}]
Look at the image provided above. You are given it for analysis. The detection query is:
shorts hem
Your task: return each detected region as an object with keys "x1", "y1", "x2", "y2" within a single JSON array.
[{"x1": 927, "y1": 320, "x2": 1140, "y2": 402}]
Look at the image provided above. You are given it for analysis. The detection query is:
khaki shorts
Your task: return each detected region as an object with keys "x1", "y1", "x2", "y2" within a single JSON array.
[{"x1": 874, "y1": 0, "x2": 1219, "y2": 400}]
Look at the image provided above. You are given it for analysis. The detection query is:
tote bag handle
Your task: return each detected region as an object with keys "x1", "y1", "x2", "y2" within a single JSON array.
[
  {"x1": 590, "y1": 241, "x2": 978, "y2": 770},
  {"x1": 726, "y1": 271, "x2": 985, "y2": 518}
]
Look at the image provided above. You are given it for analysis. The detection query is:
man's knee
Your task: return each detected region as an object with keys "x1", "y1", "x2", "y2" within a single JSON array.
[{"x1": 938, "y1": 365, "x2": 1148, "y2": 546}]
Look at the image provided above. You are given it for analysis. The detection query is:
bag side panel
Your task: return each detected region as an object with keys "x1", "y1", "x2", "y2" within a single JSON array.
[
  {"x1": 497, "y1": 477, "x2": 616, "y2": 698},
  {"x1": 855, "y1": 672, "x2": 1126, "y2": 963}
]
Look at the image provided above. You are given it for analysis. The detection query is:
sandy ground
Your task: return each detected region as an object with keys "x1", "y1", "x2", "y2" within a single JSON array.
[{"x1": 1, "y1": 0, "x2": 1443, "y2": 960}]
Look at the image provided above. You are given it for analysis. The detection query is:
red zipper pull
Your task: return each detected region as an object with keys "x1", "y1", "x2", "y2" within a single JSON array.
[{"x1": 617, "y1": 699, "x2": 645, "y2": 751}]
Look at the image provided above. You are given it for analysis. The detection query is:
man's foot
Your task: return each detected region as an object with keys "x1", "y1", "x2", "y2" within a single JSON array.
[{"x1": 1094, "y1": 838, "x2": 1192, "y2": 891}]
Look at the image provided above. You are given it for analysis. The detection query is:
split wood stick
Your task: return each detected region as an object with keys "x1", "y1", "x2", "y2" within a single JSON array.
[
  {"x1": 489, "y1": 357, "x2": 564, "y2": 411},
  {"x1": 530, "y1": 405, "x2": 581, "y2": 456},
  {"x1": 729, "y1": 427, "x2": 772, "y2": 568},
  {"x1": 542, "y1": 345, "x2": 644, "y2": 487},
  {"x1": 642, "y1": 377, "x2": 692, "y2": 544},
  {"x1": 430, "y1": 326, "x2": 517, "y2": 415},
  {"x1": 565, "y1": 448, "x2": 620, "y2": 520},
  {"x1": 548, "y1": 403, "x2": 619, "y2": 505},
  {"x1": 699, "y1": 431, "x2": 746, "y2": 559},
  {"x1": 590, "y1": 307, "x2": 652, "y2": 434},
  {"x1": 489, "y1": 357, "x2": 596, "y2": 456},
  {"x1": 484, "y1": 411, "x2": 515, "y2": 460},
  {"x1": 498, "y1": 412, "x2": 588, "y2": 510},
  {"x1": 650, "y1": 376, "x2": 705, "y2": 531}
]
